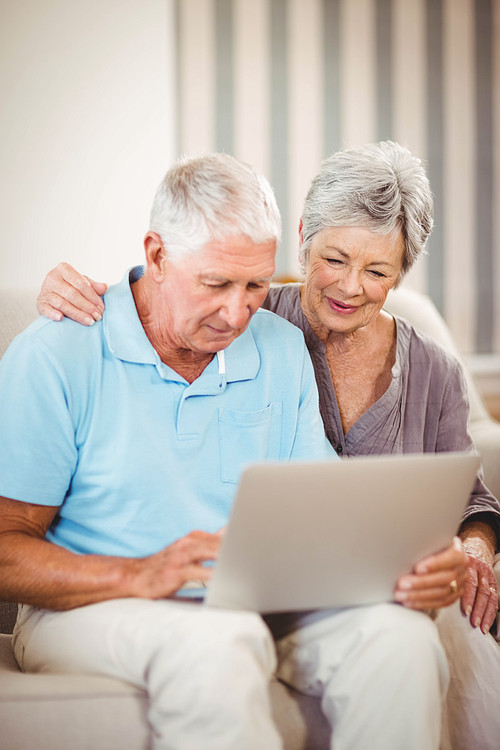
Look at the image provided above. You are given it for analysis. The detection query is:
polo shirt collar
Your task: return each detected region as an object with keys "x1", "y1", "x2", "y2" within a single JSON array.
[{"x1": 103, "y1": 266, "x2": 261, "y2": 385}]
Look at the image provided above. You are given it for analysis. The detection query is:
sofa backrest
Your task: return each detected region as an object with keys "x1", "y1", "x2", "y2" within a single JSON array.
[
  {"x1": 0, "y1": 288, "x2": 39, "y2": 359},
  {"x1": 384, "y1": 286, "x2": 490, "y2": 424}
]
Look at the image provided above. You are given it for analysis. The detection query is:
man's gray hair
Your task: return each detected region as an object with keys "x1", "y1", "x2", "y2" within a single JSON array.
[
  {"x1": 299, "y1": 141, "x2": 434, "y2": 280},
  {"x1": 149, "y1": 153, "x2": 281, "y2": 262}
]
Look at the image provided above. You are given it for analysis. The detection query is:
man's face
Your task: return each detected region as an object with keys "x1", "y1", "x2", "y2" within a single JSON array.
[{"x1": 158, "y1": 234, "x2": 276, "y2": 355}]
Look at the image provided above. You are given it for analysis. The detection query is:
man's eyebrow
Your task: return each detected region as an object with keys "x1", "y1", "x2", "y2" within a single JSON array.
[{"x1": 199, "y1": 273, "x2": 274, "y2": 283}]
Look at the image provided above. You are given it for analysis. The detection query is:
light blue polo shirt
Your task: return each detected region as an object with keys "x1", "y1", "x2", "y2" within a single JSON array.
[{"x1": 0, "y1": 267, "x2": 335, "y2": 558}]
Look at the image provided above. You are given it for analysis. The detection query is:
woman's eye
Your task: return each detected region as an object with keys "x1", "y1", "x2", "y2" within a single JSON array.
[
  {"x1": 368, "y1": 270, "x2": 386, "y2": 278},
  {"x1": 326, "y1": 258, "x2": 343, "y2": 265}
]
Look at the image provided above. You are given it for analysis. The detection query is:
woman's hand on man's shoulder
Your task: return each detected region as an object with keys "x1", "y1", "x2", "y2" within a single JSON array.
[{"x1": 37, "y1": 262, "x2": 107, "y2": 326}]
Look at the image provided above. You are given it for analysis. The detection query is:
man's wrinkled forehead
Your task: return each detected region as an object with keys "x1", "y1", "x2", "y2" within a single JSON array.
[{"x1": 186, "y1": 235, "x2": 277, "y2": 279}]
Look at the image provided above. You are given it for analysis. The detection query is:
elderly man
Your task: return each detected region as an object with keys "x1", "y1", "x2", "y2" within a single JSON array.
[{"x1": 0, "y1": 153, "x2": 447, "y2": 750}]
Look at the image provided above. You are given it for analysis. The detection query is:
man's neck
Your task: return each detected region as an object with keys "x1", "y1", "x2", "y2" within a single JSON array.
[{"x1": 131, "y1": 275, "x2": 214, "y2": 383}]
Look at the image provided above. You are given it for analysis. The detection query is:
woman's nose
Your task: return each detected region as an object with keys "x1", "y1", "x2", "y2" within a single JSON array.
[{"x1": 336, "y1": 266, "x2": 363, "y2": 296}]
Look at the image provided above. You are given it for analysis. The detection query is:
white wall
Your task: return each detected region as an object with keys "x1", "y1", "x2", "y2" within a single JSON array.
[{"x1": 0, "y1": 0, "x2": 176, "y2": 289}]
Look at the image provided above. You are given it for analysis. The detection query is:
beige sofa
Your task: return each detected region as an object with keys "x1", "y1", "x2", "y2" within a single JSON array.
[{"x1": 1, "y1": 285, "x2": 499, "y2": 750}]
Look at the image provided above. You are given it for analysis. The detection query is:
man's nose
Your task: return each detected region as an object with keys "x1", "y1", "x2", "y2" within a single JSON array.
[{"x1": 220, "y1": 289, "x2": 252, "y2": 328}]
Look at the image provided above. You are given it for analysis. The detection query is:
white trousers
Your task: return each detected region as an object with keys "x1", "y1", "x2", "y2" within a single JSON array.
[
  {"x1": 13, "y1": 599, "x2": 448, "y2": 750},
  {"x1": 437, "y1": 554, "x2": 500, "y2": 750}
]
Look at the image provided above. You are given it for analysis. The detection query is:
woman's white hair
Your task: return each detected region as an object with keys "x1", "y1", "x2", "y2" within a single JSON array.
[
  {"x1": 149, "y1": 153, "x2": 281, "y2": 262},
  {"x1": 299, "y1": 141, "x2": 434, "y2": 281}
]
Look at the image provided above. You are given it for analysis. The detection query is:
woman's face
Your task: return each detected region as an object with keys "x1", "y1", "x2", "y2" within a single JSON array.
[{"x1": 301, "y1": 225, "x2": 404, "y2": 337}]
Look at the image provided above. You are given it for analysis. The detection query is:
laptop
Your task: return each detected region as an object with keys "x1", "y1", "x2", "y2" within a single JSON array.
[{"x1": 203, "y1": 451, "x2": 480, "y2": 613}]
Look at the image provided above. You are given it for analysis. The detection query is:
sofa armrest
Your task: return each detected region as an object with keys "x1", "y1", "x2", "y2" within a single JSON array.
[{"x1": 471, "y1": 420, "x2": 500, "y2": 501}]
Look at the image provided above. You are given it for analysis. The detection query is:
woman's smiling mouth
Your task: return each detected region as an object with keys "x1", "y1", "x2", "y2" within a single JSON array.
[{"x1": 326, "y1": 297, "x2": 359, "y2": 314}]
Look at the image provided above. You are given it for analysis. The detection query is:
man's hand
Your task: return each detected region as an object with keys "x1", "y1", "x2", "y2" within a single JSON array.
[
  {"x1": 37, "y1": 262, "x2": 107, "y2": 326},
  {"x1": 394, "y1": 536, "x2": 468, "y2": 610},
  {"x1": 459, "y1": 521, "x2": 498, "y2": 634},
  {"x1": 0, "y1": 496, "x2": 221, "y2": 609},
  {"x1": 129, "y1": 531, "x2": 222, "y2": 599}
]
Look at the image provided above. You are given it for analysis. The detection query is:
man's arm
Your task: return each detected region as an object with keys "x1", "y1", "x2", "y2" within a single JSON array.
[
  {"x1": 37, "y1": 262, "x2": 107, "y2": 326},
  {"x1": 0, "y1": 496, "x2": 220, "y2": 610}
]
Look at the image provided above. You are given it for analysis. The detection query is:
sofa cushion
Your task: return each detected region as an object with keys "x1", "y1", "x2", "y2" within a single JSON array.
[
  {"x1": 0, "y1": 633, "x2": 330, "y2": 750},
  {"x1": 0, "y1": 633, "x2": 150, "y2": 750}
]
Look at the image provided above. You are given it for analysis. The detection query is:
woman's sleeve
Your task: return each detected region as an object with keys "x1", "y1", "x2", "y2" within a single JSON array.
[{"x1": 437, "y1": 358, "x2": 500, "y2": 544}]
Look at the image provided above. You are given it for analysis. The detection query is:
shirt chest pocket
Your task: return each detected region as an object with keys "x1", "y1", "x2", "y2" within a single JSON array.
[{"x1": 219, "y1": 402, "x2": 283, "y2": 484}]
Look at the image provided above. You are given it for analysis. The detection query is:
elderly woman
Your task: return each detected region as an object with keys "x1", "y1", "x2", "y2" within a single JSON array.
[
  {"x1": 38, "y1": 141, "x2": 500, "y2": 749},
  {"x1": 264, "y1": 142, "x2": 499, "y2": 620}
]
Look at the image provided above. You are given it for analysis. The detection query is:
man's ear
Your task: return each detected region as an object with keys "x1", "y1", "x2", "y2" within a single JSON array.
[{"x1": 144, "y1": 232, "x2": 167, "y2": 282}]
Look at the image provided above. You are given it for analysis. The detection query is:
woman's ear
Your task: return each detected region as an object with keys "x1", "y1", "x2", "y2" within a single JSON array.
[
  {"x1": 298, "y1": 218, "x2": 304, "y2": 245},
  {"x1": 143, "y1": 232, "x2": 167, "y2": 282}
]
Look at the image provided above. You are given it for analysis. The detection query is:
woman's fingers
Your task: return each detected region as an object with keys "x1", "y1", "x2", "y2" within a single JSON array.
[
  {"x1": 413, "y1": 536, "x2": 467, "y2": 575},
  {"x1": 461, "y1": 556, "x2": 498, "y2": 633},
  {"x1": 395, "y1": 538, "x2": 467, "y2": 610},
  {"x1": 37, "y1": 262, "x2": 107, "y2": 325},
  {"x1": 395, "y1": 569, "x2": 464, "y2": 609}
]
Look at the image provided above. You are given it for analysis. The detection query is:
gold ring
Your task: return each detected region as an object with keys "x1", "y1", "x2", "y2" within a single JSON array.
[{"x1": 449, "y1": 580, "x2": 458, "y2": 595}]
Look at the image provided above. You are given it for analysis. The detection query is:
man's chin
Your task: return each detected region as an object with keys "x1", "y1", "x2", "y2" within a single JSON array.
[
  {"x1": 206, "y1": 336, "x2": 236, "y2": 351},
  {"x1": 194, "y1": 334, "x2": 237, "y2": 354},
  {"x1": 202, "y1": 327, "x2": 244, "y2": 350}
]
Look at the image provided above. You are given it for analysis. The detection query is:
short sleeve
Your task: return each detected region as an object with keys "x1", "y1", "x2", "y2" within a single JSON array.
[{"x1": 0, "y1": 329, "x2": 78, "y2": 505}]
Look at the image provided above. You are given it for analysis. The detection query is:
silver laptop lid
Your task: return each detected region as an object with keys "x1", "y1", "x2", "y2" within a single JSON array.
[{"x1": 205, "y1": 452, "x2": 480, "y2": 613}]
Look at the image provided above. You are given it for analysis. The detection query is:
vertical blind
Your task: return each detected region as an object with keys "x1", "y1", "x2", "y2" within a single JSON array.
[{"x1": 174, "y1": 0, "x2": 500, "y2": 355}]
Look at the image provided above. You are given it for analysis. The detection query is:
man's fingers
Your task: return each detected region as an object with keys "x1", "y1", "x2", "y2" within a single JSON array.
[
  {"x1": 136, "y1": 531, "x2": 222, "y2": 599},
  {"x1": 171, "y1": 530, "x2": 222, "y2": 564},
  {"x1": 167, "y1": 532, "x2": 220, "y2": 592}
]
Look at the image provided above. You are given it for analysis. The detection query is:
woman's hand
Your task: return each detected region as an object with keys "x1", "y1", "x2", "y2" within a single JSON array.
[
  {"x1": 459, "y1": 521, "x2": 498, "y2": 634},
  {"x1": 37, "y1": 262, "x2": 107, "y2": 326},
  {"x1": 394, "y1": 536, "x2": 468, "y2": 611}
]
